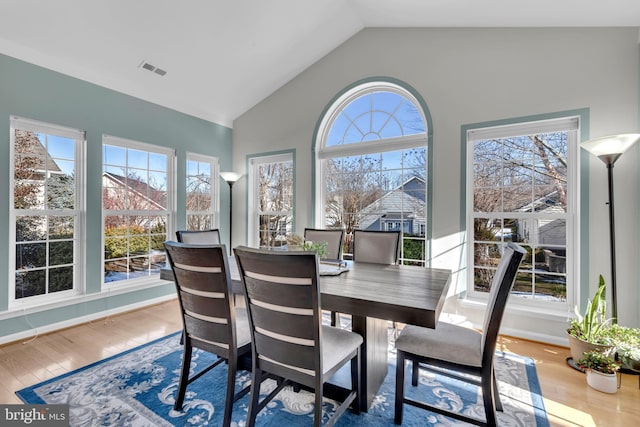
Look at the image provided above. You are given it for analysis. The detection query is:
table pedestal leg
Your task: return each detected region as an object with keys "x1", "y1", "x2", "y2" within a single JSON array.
[{"x1": 351, "y1": 315, "x2": 388, "y2": 411}]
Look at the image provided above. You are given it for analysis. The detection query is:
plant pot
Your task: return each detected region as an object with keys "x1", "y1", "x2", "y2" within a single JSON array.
[
  {"x1": 585, "y1": 369, "x2": 618, "y2": 393},
  {"x1": 567, "y1": 331, "x2": 614, "y2": 364}
]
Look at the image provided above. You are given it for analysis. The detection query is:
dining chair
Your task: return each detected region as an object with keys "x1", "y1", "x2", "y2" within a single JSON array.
[
  {"x1": 176, "y1": 228, "x2": 221, "y2": 244},
  {"x1": 234, "y1": 246, "x2": 363, "y2": 427},
  {"x1": 393, "y1": 242, "x2": 526, "y2": 426},
  {"x1": 175, "y1": 228, "x2": 236, "y2": 325},
  {"x1": 303, "y1": 228, "x2": 345, "y2": 260},
  {"x1": 353, "y1": 229, "x2": 402, "y2": 334},
  {"x1": 164, "y1": 241, "x2": 251, "y2": 427},
  {"x1": 304, "y1": 228, "x2": 345, "y2": 327},
  {"x1": 353, "y1": 230, "x2": 400, "y2": 264}
]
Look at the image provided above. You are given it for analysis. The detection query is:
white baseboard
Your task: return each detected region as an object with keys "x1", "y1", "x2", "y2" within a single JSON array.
[{"x1": 0, "y1": 294, "x2": 177, "y2": 346}]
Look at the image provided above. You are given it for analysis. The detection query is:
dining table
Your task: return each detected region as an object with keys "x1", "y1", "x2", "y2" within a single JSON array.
[{"x1": 161, "y1": 256, "x2": 452, "y2": 411}]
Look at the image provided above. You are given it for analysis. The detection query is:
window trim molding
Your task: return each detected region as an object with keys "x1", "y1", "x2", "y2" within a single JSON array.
[{"x1": 460, "y1": 108, "x2": 590, "y2": 313}]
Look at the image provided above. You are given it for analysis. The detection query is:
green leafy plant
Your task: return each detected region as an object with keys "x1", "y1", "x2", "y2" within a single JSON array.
[
  {"x1": 577, "y1": 350, "x2": 620, "y2": 374},
  {"x1": 603, "y1": 324, "x2": 640, "y2": 369},
  {"x1": 286, "y1": 234, "x2": 328, "y2": 258},
  {"x1": 302, "y1": 240, "x2": 328, "y2": 259},
  {"x1": 568, "y1": 275, "x2": 612, "y2": 344}
]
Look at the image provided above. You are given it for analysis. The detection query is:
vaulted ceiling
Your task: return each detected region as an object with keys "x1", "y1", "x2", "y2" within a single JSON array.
[{"x1": 1, "y1": 0, "x2": 638, "y2": 127}]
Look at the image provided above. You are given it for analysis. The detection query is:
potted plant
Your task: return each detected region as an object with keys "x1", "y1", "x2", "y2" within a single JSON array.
[
  {"x1": 577, "y1": 350, "x2": 620, "y2": 393},
  {"x1": 301, "y1": 240, "x2": 327, "y2": 259},
  {"x1": 286, "y1": 234, "x2": 328, "y2": 258},
  {"x1": 567, "y1": 275, "x2": 614, "y2": 365},
  {"x1": 603, "y1": 324, "x2": 640, "y2": 373}
]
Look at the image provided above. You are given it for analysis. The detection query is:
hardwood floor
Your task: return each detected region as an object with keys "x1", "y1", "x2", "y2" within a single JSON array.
[{"x1": 1, "y1": 299, "x2": 638, "y2": 426}]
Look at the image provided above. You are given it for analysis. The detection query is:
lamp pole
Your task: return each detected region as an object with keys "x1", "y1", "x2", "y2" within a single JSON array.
[
  {"x1": 602, "y1": 155, "x2": 619, "y2": 323},
  {"x1": 582, "y1": 134, "x2": 640, "y2": 324},
  {"x1": 219, "y1": 172, "x2": 243, "y2": 255},
  {"x1": 227, "y1": 179, "x2": 235, "y2": 252}
]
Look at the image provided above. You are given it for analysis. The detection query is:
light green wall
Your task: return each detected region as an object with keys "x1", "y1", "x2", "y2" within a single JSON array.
[
  {"x1": 233, "y1": 27, "x2": 640, "y2": 342},
  {"x1": 0, "y1": 53, "x2": 232, "y2": 339}
]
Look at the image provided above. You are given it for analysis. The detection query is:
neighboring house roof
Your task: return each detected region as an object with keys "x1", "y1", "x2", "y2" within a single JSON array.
[
  {"x1": 103, "y1": 172, "x2": 167, "y2": 209},
  {"x1": 516, "y1": 190, "x2": 561, "y2": 213},
  {"x1": 16, "y1": 130, "x2": 62, "y2": 174},
  {"x1": 358, "y1": 176, "x2": 426, "y2": 230}
]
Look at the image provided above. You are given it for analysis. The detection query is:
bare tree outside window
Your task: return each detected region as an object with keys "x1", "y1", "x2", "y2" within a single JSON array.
[
  {"x1": 186, "y1": 155, "x2": 218, "y2": 230},
  {"x1": 257, "y1": 160, "x2": 293, "y2": 247}
]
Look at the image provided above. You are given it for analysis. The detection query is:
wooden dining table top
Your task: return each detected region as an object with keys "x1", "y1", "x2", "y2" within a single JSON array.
[
  {"x1": 161, "y1": 257, "x2": 451, "y2": 328},
  {"x1": 320, "y1": 261, "x2": 451, "y2": 329}
]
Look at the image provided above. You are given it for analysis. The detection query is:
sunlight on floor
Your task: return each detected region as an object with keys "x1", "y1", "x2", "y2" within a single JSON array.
[{"x1": 544, "y1": 399, "x2": 596, "y2": 427}]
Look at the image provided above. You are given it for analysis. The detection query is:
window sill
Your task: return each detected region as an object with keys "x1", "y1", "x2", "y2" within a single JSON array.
[
  {"x1": 457, "y1": 297, "x2": 571, "y2": 346},
  {"x1": 2, "y1": 278, "x2": 171, "y2": 320}
]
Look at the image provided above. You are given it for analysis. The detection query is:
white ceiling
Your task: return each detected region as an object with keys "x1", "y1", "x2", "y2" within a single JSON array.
[{"x1": 1, "y1": 0, "x2": 639, "y2": 127}]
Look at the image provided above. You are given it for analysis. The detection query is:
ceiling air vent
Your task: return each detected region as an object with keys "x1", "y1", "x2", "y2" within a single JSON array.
[{"x1": 139, "y1": 60, "x2": 167, "y2": 77}]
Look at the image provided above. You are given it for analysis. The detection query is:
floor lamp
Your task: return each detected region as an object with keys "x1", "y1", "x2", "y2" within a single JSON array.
[
  {"x1": 581, "y1": 133, "x2": 640, "y2": 324},
  {"x1": 219, "y1": 172, "x2": 243, "y2": 254}
]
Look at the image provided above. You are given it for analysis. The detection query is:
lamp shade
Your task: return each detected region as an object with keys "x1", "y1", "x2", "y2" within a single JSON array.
[
  {"x1": 219, "y1": 171, "x2": 243, "y2": 183},
  {"x1": 581, "y1": 133, "x2": 640, "y2": 165}
]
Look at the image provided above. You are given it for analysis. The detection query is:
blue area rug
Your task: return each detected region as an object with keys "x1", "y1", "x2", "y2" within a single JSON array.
[{"x1": 17, "y1": 331, "x2": 548, "y2": 426}]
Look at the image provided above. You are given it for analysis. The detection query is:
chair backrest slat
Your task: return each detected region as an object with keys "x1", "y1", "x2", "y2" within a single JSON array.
[
  {"x1": 353, "y1": 230, "x2": 400, "y2": 264},
  {"x1": 235, "y1": 247, "x2": 322, "y2": 386},
  {"x1": 304, "y1": 228, "x2": 345, "y2": 260}
]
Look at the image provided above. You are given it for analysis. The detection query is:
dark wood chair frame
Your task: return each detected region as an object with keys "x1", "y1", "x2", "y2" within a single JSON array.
[
  {"x1": 164, "y1": 241, "x2": 251, "y2": 427},
  {"x1": 234, "y1": 246, "x2": 362, "y2": 427},
  {"x1": 394, "y1": 242, "x2": 526, "y2": 426}
]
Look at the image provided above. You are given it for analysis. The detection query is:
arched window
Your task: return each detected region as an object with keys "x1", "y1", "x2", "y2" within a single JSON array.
[{"x1": 314, "y1": 80, "x2": 431, "y2": 265}]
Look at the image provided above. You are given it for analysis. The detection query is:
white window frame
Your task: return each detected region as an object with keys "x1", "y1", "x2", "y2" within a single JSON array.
[
  {"x1": 247, "y1": 152, "x2": 294, "y2": 248},
  {"x1": 315, "y1": 82, "x2": 429, "y2": 264},
  {"x1": 466, "y1": 116, "x2": 580, "y2": 313},
  {"x1": 186, "y1": 152, "x2": 220, "y2": 230},
  {"x1": 102, "y1": 135, "x2": 175, "y2": 287},
  {"x1": 9, "y1": 116, "x2": 86, "y2": 308}
]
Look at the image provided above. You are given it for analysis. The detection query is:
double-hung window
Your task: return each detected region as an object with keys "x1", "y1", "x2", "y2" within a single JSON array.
[
  {"x1": 186, "y1": 153, "x2": 219, "y2": 230},
  {"x1": 10, "y1": 116, "x2": 85, "y2": 306},
  {"x1": 247, "y1": 153, "x2": 294, "y2": 248},
  {"x1": 102, "y1": 135, "x2": 174, "y2": 284},
  {"x1": 467, "y1": 116, "x2": 579, "y2": 311}
]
